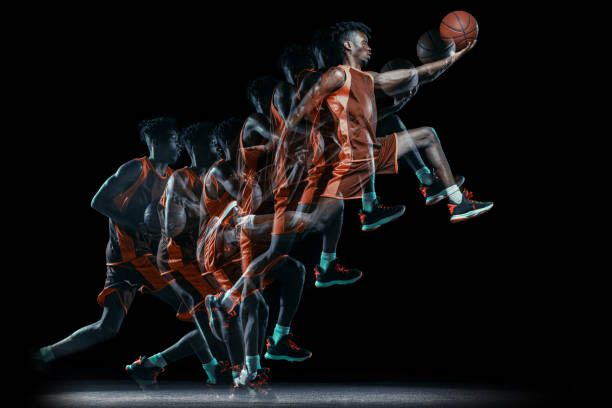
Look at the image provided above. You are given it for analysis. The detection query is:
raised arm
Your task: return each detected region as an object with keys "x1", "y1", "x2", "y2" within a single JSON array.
[
  {"x1": 91, "y1": 159, "x2": 146, "y2": 233},
  {"x1": 370, "y1": 41, "x2": 476, "y2": 97}
]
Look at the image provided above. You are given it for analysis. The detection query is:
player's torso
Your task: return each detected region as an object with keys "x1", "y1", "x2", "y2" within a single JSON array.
[
  {"x1": 107, "y1": 157, "x2": 172, "y2": 264},
  {"x1": 157, "y1": 167, "x2": 204, "y2": 271},
  {"x1": 324, "y1": 65, "x2": 377, "y2": 163}
]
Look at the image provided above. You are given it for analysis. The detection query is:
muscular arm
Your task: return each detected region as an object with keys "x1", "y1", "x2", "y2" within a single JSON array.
[
  {"x1": 91, "y1": 159, "x2": 145, "y2": 232},
  {"x1": 209, "y1": 163, "x2": 242, "y2": 202},
  {"x1": 285, "y1": 67, "x2": 346, "y2": 131},
  {"x1": 370, "y1": 41, "x2": 475, "y2": 96}
]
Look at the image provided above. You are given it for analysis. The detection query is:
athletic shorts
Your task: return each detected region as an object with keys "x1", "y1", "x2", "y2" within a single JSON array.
[
  {"x1": 98, "y1": 254, "x2": 178, "y2": 314},
  {"x1": 317, "y1": 133, "x2": 399, "y2": 200}
]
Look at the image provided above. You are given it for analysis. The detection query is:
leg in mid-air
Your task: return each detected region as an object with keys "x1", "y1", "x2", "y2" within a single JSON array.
[{"x1": 394, "y1": 126, "x2": 492, "y2": 222}]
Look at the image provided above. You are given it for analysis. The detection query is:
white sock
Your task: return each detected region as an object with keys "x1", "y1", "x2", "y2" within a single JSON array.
[
  {"x1": 245, "y1": 355, "x2": 261, "y2": 373},
  {"x1": 446, "y1": 185, "x2": 463, "y2": 204}
]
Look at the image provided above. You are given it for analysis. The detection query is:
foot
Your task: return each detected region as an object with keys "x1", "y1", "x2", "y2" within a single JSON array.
[
  {"x1": 206, "y1": 360, "x2": 234, "y2": 386},
  {"x1": 420, "y1": 174, "x2": 465, "y2": 206},
  {"x1": 205, "y1": 292, "x2": 235, "y2": 343},
  {"x1": 235, "y1": 368, "x2": 272, "y2": 396},
  {"x1": 359, "y1": 198, "x2": 405, "y2": 231},
  {"x1": 265, "y1": 334, "x2": 312, "y2": 362},
  {"x1": 448, "y1": 190, "x2": 493, "y2": 223},
  {"x1": 314, "y1": 258, "x2": 362, "y2": 288},
  {"x1": 125, "y1": 356, "x2": 164, "y2": 389}
]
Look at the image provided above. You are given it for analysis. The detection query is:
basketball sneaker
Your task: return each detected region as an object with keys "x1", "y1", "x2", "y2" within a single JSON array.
[
  {"x1": 420, "y1": 174, "x2": 465, "y2": 206},
  {"x1": 125, "y1": 356, "x2": 164, "y2": 389},
  {"x1": 314, "y1": 258, "x2": 362, "y2": 288},
  {"x1": 359, "y1": 198, "x2": 405, "y2": 231},
  {"x1": 206, "y1": 360, "x2": 235, "y2": 386},
  {"x1": 235, "y1": 367, "x2": 272, "y2": 395},
  {"x1": 448, "y1": 190, "x2": 493, "y2": 223},
  {"x1": 264, "y1": 334, "x2": 312, "y2": 362}
]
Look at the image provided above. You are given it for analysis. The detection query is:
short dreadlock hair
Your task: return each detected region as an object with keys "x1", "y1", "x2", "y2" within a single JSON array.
[
  {"x1": 138, "y1": 117, "x2": 178, "y2": 144},
  {"x1": 328, "y1": 21, "x2": 372, "y2": 66}
]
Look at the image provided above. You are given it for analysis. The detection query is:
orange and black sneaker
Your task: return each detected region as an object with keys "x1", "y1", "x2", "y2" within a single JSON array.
[
  {"x1": 125, "y1": 356, "x2": 164, "y2": 390},
  {"x1": 314, "y1": 258, "x2": 362, "y2": 288},
  {"x1": 420, "y1": 174, "x2": 465, "y2": 206},
  {"x1": 206, "y1": 360, "x2": 235, "y2": 386},
  {"x1": 264, "y1": 334, "x2": 312, "y2": 362},
  {"x1": 448, "y1": 189, "x2": 493, "y2": 223},
  {"x1": 359, "y1": 198, "x2": 405, "y2": 231}
]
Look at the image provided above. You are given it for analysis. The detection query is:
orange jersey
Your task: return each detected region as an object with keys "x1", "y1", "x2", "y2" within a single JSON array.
[
  {"x1": 157, "y1": 167, "x2": 204, "y2": 272},
  {"x1": 197, "y1": 160, "x2": 242, "y2": 289},
  {"x1": 106, "y1": 157, "x2": 172, "y2": 264},
  {"x1": 312, "y1": 65, "x2": 377, "y2": 169}
]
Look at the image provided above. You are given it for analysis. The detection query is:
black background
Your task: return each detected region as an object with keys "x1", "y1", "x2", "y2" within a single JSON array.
[{"x1": 20, "y1": 1, "x2": 574, "y2": 398}]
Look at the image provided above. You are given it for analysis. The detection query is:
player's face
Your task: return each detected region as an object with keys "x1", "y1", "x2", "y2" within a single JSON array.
[
  {"x1": 158, "y1": 130, "x2": 181, "y2": 163},
  {"x1": 351, "y1": 31, "x2": 372, "y2": 67}
]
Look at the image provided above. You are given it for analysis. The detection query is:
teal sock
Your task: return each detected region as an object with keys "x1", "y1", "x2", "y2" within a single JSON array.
[
  {"x1": 147, "y1": 353, "x2": 167, "y2": 368},
  {"x1": 245, "y1": 355, "x2": 260, "y2": 373},
  {"x1": 362, "y1": 192, "x2": 377, "y2": 212},
  {"x1": 272, "y1": 324, "x2": 290, "y2": 344},
  {"x1": 319, "y1": 252, "x2": 336, "y2": 272},
  {"x1": 416, "y1": 167, "x2": 433, "y2": 185},
  {"x1": 202, "y1": 358, "x2": 218, "y2": 383},
  {"x1": 39, "y1": 347, "x2": 55, "y2": 363}
]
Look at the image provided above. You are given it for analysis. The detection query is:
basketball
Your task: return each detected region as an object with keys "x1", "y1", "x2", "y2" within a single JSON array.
[
  {"x1": 143, "y1": 202, "x2": 161, "y2": 234},
  {"x1": 417, "y1": 29, "x2": 456, "y2": 64},
  {"x1": 440, "y1": 11, "x2": 478, "y2": 51}
]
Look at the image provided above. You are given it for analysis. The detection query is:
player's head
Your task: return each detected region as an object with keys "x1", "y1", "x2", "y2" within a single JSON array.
[
  {"x1": 211, "y1": 117, "x2": 243, "y2": 161},
  {"x1": 329, "y1": 21, "x2": 372, "y2": 68},
  {"x1": 310, "y1": 28, "x2": 334, "y2": 70},
  {"x1": 138, "y1": 116, "x2": 180, "y2": 163},
  {"x1": 180, "y1": 121, "x2": 217, "y2": 166},
  {"x1": 246, "y1": 76, "x2": 279, "y2": 117},
  {"x1": 278, "y1": 44, "x2": 316, "y2": 86}
]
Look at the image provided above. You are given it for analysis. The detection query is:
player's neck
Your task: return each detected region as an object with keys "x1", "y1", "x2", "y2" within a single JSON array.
[
  {"x1": 147, "y1": 154, "x2": 169, "y2": 176},
  {"x1": 343, "y1": 55, "x2": 363, "y2": 70}
]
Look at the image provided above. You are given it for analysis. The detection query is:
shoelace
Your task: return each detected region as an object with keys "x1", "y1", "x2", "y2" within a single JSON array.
[
  {"x1": 335, "y1": 261, "x2": 351, "y2": 274},
  {"x1": 287, "y1": 338, "x2": 300, "y2": 351}
]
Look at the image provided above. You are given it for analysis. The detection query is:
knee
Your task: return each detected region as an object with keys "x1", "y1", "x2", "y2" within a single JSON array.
[
  {"x1": 426, "y1": 127, "x2": 440, "y2": 142},
  {"x1": 96, "y1": 320, "x2": 121, "y2": 340}
]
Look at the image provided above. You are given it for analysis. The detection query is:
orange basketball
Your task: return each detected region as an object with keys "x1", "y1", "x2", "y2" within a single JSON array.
[{"x1": 440, "y1": 11, "x2": 478, "y2": 51}]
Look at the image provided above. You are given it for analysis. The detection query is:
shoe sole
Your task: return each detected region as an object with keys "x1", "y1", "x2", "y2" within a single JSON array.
[
  {"x1": 450, "y1": 203, "x2": 494, "y2": 223},
  {"x1": 315, "y1": 273, "x2": 362, "y2": 288},
  {"x1": 361, "y1": 207, "x2": 405, "y2": 231},
  {"x1": 264, "y1": 352, "x2": 312, "y2": 362},
  {"x1": 425, "y1": 176, "x2": 465, "y2": 206}
]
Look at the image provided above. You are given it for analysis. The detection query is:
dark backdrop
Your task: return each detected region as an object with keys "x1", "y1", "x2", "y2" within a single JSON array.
[{"x1": 21, "y1": 1, "x2": 572, "y2": 395}]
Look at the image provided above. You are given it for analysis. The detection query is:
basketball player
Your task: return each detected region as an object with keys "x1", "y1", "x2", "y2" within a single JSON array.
[
  {"x1": 32, "y1": 117, "x2": 184, "y2": 375},
  {"x1": 287, "y1": 22, "x2": 492, "y2": 227},
  {"x1": 126, "y1": 122, "x2": 234, "y2": 387}
]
